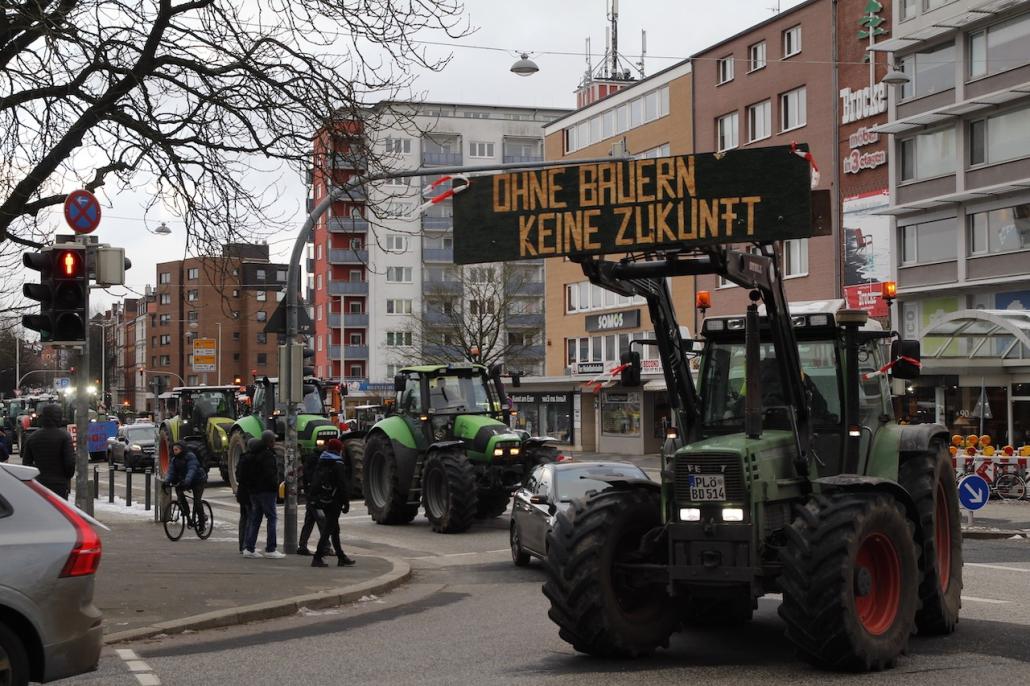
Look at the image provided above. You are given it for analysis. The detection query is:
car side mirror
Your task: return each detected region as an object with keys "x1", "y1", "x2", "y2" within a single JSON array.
[
  {"x1": 890, "y1": 339, "x2": 921, "y2": 380},
  {"x1": 529, "y1": 494, "x2": 548, "y2": 505},
  {"x1": 393, "y1": 374, "x2": 406, "y2": 393}
]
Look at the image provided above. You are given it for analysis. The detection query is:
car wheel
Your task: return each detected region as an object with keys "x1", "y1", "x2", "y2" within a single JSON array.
[
  {"x1": 0, "y1": 620, "x2": 29, "y2": 686},
  {"x1": 511, "y1": 520, "x2": 531, "y2": 567}
]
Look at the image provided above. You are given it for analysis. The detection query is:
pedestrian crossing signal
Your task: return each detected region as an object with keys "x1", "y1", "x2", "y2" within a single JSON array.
[{"x1": 21, "y1": 246, "x2": 88, "y2": 344}]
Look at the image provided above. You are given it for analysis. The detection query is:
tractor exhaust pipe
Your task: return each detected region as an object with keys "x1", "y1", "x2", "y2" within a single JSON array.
[{"x1": 744, "y1": 292, "x2": 762, "y2": 440}]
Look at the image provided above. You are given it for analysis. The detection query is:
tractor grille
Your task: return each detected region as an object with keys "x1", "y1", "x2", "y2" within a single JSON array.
[{"x1": 674, "y1": 452, "x2": 747, "y2": 503}]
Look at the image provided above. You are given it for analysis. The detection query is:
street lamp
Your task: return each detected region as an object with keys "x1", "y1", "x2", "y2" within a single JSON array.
[
  {"x1": 154, "y1": 222, "x2": 172, "y2": 236},
  {"x1": 510, "y1": 52, "x2": 539, "y2": 77},
  {"x1": 882, "y1": 64, "x2": 910, "y2": 86}
]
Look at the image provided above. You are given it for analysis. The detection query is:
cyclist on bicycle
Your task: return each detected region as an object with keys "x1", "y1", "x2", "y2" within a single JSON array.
[{"x1": 165, "y1": 442, "x2": 208, "y2": 530}]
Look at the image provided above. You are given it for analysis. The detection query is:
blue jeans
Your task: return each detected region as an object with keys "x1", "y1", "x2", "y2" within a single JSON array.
[{"x1": 245, "y1": 492, "x2": 278, "y2": 553}]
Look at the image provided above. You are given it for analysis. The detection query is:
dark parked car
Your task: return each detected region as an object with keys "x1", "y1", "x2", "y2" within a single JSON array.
[
  {"x1": 107, "y1": 423, "x2": 157, "y2": 470},
  {"x1": 0, "y1": 462, "x2": 104, "y2": 685},
  {"x1": 510, "y1": 461, "x2": 650, "y2": 566}
]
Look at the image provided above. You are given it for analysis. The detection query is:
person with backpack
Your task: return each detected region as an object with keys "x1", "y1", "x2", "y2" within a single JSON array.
[
  {"x1": 309, "y1": 438, "x2": 355, "y2": 568},
  {"x1": 21, "y1": 404, "x2": 75, "y2": 498},
  {"x1": 235, "y1": 437, "x2": 261, "y2": 554},
  {"x1": 242, "y1": 430, "x2": 286, "y2": 559},
  {"x1": 296, "y1": 444, "x2": 323, "y2": 556}
]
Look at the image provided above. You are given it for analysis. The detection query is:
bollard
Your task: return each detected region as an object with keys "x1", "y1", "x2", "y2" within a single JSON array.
[
  {"x1": 108, "y1": 466, "x2": 115, "y2": 503},
  {"x1": 92, "y1": 466, "x2": 99, "y2": 500},
  {"x1": 125, "y1": 469, "x2": 133, "y2": 508},
  {"x1": 144, "y1": 469, "x2": 152, "y2": 511}
]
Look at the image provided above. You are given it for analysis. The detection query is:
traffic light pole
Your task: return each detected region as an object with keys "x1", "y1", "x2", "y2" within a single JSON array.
[{"x1": 74, "y1": 246, "x2": 91, "y2": 514}]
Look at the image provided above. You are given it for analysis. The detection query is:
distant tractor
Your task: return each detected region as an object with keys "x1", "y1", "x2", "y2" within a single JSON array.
[
  {"x1": 157, "y1": 386, "x2": 239, "y2": 481},
  {"x1": 362, "y1": 363, "x2": 558, "y2": 533}
]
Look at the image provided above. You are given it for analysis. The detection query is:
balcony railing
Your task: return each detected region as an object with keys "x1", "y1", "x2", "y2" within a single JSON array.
[
  {"x1": 332, "y1": 152, "x2": 367, "y2": 170},
  {"x1": 511, "y1": 345, "x2": 546, "y2": 360},
  {"x1": 421, "y1": 152, "x2": 462, "y2": 166},
  {"x1": 328, "y1": 216, "x2": 369, "y2": 233},
  {"x1": 422, "y1": 248, "x2": 453, "y2": 263},
  {"x1": 333, "y1": 184, "x2": 367, "y2": 202},
  {"x1": 506, "y1": 281, "x2": 544, "y2": 296},
  {"x1": 328, "y1": 281, "x2": 369, "y2": 296},
  {"x1": 423, "y1": 279, "x2": 462, "y2": 295},
  {"x1": 506, "y1": 313, "x2": 544, "y2": 328},
  {"x1": 329, "y1": 312, "x2": 369, "y2": 328},
  {"x1": 421, "y1": 216, "x2": 453, "y2": 230},
  {"x1": 328, "y1": 345, "x2": 369, "y2": 360},
  {"x1": 502, "y1": 154, "x2": 543, "y2": 164},
  {"x1": 329, "y1": 249, "x2": 369, "y2": 265}
]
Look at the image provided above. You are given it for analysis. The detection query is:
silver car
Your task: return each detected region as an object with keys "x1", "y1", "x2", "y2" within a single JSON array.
[{"x1": 0, "y1": 463, "x2": 104, "y2": 685}]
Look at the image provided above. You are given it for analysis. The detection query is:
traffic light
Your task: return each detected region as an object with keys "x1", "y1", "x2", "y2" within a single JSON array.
[
  {"x1": 22, "y1": 247, "x2": 88, "y2": 344},
  {"x1": 22, "y1": 248, "x2": 55, "y2": 340},
  {"x1": 302, "y1": 346, "x2": 315, "y2": 378}
]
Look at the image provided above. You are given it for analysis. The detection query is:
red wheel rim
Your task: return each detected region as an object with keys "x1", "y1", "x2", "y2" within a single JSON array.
[
  {"x1": 854, "y1": 532, "x2": 901, "y2": 636},
  {"x1": 935, "y1": 481, "x2": 952, "y2": 590}
]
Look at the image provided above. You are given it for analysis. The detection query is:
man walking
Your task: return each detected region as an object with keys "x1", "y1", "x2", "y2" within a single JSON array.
[
  {"x1": 296, "y1": 442, "x2": 323, "y2": 556},
  {"x1": 235, "y1": 437, "x2": 261, "y2": 554},
  {"x1": 243, "y1": 430, "x2": 286, "y2": 559},
  {"x1": 21, "y1": 404, "x2": 75, "y2": 498},
  {"x1": 310, "y1": 438, "x2": 355, "y2": 568}
]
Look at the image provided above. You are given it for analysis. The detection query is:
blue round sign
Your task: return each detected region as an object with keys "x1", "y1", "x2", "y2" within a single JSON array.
[{"x1": 958, "y1": 474, "x2": 989, "y2": 511}]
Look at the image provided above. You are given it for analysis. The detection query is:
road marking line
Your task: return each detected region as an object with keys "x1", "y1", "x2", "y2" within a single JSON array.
[
  {"x1": 125, "y1": 661, "x2": 151, "y2": 672},
  {"x1": 966, "y1": 562, "x2": 1030, "y2": 573},
  {"x1": 116, "y1": 646, "x2": 161, "y2": 685},
  {"x1": 136, "y1": 674, "x2": 161, "y2": 686},
  {"x1": 961, "y1": 595, "x2": 1009, "y2": 604},
  {"x1": 410, "y1": 548, "x2": 510, "y2": 560},
  {"x1": 114, "y1": 649, "x2": 139, "y2": 660}
]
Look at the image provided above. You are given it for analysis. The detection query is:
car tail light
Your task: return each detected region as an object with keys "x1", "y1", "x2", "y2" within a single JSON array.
[{"x1": 25, "y1": 480, "x2": 102, "y2": 577}]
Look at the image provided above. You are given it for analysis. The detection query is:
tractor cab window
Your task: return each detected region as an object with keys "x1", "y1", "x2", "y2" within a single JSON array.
[
  {"x1": 301, "y1": 385, "x2": 323, "y2": 414},
  {"x1": 252, "y1": 385, "x2": 266, "y2": 414},
  {"x1": 700, "y1": 339, "x2": 841, "y2": 432},
  {"x1": 426, "y1": 374, "x2": 494, "y2": 414},
  {"x1": 858, "y1": 341, "x2": 891, "y2": 427},
  {"x1": 399, "y1": 376, "x2": 424, "y2": 414}
]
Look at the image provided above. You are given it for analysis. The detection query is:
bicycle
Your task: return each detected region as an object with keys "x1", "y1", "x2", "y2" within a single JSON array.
[
  {"x1": 163, "y1": 488, "x2": 214, "y2": 541},
  {"x1": 994, "y1": 470, "x2": 1028, "y2": 501}
]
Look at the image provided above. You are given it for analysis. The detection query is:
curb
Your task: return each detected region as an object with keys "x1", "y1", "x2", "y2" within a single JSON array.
[
  {"x1": 962, "y1": 528, "x2": 1029, "y2": 540},
  {"x1": 102, "y1": 554, "x2": 412, "y2": 645}
]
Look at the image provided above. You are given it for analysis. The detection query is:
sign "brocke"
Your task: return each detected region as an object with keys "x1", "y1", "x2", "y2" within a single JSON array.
[{"x1": 453, "y1": 146, "x2": 814, "y2": 265}]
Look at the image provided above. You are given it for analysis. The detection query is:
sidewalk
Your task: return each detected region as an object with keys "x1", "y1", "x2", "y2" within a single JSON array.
[{"x1": 93, "y1": 510, "x2": 409, "y2": 643}]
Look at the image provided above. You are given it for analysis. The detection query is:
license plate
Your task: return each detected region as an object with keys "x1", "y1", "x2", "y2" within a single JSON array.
[{"x1": 688, "y1": 474, "x2": 726, "y2": 501}]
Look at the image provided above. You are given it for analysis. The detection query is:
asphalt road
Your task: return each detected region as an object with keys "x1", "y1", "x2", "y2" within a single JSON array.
[{"x1": 57, "y1": 467, "x2": 1030, "y2": 686}]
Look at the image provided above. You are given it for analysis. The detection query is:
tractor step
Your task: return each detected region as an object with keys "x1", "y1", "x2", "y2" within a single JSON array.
[{"x1": 407, "y1": 453, "x2": 427, "y2": 506}]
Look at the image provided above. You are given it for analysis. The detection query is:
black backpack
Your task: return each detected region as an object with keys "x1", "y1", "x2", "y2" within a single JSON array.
[
  {"x1": 237, "y1": 451, "x2": 259, "y2": 491},
  {"x1": 313, "y1": 460, "x2": 339, "y2": 506}
]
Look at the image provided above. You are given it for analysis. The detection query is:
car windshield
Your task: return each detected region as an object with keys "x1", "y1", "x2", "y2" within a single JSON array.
[
  {"x1": 124, "y1": 427, "x2": 155, "y2": 443},
  {"x1": 427, "y1": 373, "x2": 495, "y2": 414},
  {"x1": 555, "y1": 465, "x2": 646, "y2": 501}
]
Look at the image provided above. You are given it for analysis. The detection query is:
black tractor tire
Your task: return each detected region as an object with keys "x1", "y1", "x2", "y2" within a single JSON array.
[
  {"x1": 476, "y1": 487, "x2": 511, "y2": 519},
  {"x1": 364, "y1": 433, "x2": 417, "y2": 525},
  {"x1": 226, "y1": 431, "x2": 249, "y2": 494},
  {"x1": 682, "y1": 592, "x2": 754, "y2": 627},
  {"x1": 899, "y1": 441, "x2": 963, "y2": 635},
  {"x1": 0, "y1": 619, "x2": 30, "y2": 686},
  {"x1": 543, "y1": 488, "x2": 676, "y2": 658},
  {"x1": 345, "y1": 438, "x2": 364, "y2": 498},
  {"x1": 422, "y1": 448, "x2": 478, "y2": 533},
  {"x1": 778, "y1": 493, "x2": 919, "y2": 672},
  {"x1": 218, "y1": 464, "x2": 230, "y2": 484}
]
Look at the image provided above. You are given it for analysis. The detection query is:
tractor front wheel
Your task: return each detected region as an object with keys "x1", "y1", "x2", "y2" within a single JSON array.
[
  {"x1": 543, "y1": 488, "x2": 676, "y2": 658},
  {"x1": 779, "y1": 493, "x2": 919, "y2": 671},
  {"x1": 226, "y1": 431, "x2": 249, "y2": 494},
  {"x1": 345, "y1": 438, "x2": 364, "y2": 498},
  {"x1": 422, "y1": 448, "x2": 478, "y2": 533},
  {"x1": 364, "y1": 434, "x2": 417, "y2": 525}
]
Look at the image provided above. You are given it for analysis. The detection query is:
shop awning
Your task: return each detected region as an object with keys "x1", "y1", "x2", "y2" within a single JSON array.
[{"x1": 922, "y1": 309, "x2": 1030, "y2": 360}]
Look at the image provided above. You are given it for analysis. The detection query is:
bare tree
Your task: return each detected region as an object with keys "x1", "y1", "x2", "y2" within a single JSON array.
[
  {"x1": 404, "y1": 262, "x2": 544, "y2": 371},
  {"x1": 0, "y1": 0, "x2": 469, "y2": 256}
]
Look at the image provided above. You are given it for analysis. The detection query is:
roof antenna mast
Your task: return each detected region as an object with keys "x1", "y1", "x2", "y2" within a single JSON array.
[{"x1": 609, "y1": 0, "x2": 619, "y2": 78}]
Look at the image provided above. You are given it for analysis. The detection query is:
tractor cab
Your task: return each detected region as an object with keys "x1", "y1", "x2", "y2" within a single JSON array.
[
  {"x1": 392, "y1": 363, "x2": 511, "y2": 445},
  {"x1": 177, "y1": 386, "x2": 238, "y2": 439}
]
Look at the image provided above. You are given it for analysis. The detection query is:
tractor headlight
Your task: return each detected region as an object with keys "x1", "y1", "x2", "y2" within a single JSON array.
[
  {"x1": 679, "y1": 508, "x2": 701, "y2": 521},
  {"x1": 722, "y1": 508, "x2": 744, "y2": 522},
  {"x1": 130, "y1": 444, "x2": 142, "y2": 452},
  {"x1": 510, "y1": 447, "x2": 520, "y2": 455},
  {"x1": 493, "y1": 448, "x2": 503, "y2": 457},
  {"x1": 316, "y1": 439, "x2": 325, "y2": 446}
]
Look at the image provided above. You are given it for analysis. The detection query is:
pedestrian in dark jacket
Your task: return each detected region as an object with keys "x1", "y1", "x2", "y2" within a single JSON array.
[
  {"x1": 22, "y1": 404, "x2": 75, "y2": 498},
  {"x1": 296, "y1": 446, "x2": 323, "y2": 556},
  {"x1": 165, "y1": 442, "x2": 208, "y2": 530},
  {"x1": 235, "y1": 437, "x2": 261, "y2": 554},
  {"x1": 0, "y1": 427, "x2": 10, "y2": 463},
  {"x1": 310, "y1": 438, "x2": 355, "y2": 568},
  {"x1": 243, "y1": 430, "x2": 285, "y2": 559}
]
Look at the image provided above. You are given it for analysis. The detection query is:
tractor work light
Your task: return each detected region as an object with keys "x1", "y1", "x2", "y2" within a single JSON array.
[
  {"x1": 695, "y1": 290, "x2": 711, "y2": 311},
  {"x1": 808, "y1": 314, "x2": 831, "y2": 327},
  {"x1": 726, "y1": 318, "x2": 745, "y2": 330},
  {"x1": 722, "y1": 508, "x2": 744, "y2": 522},
  {"x1": 791, "y1": 315, "x2": 807, "y2": 327},
  {"x1": 882, "y1": 280, "x2": 897, "y2": 302},
  {"x1": 679, "y1": 508, "x2": 701, "y2": 521},
  {"x1": 705, "y1": 320, "x2": 725, "y2": 332}
]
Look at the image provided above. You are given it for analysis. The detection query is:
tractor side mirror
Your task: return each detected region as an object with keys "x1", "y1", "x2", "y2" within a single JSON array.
[
  {"x1": 890, "y1": 339, "x2": 921, "y2": 380},
  {"x1": 510, "y1": 372, "x2": 522, "y2": 388},
  {"x1": 393, "y1": 374, "x2": 407, "y2": 393},
  {"x1": 620, "y1": 350, "x2": 641, "y2": 387}
]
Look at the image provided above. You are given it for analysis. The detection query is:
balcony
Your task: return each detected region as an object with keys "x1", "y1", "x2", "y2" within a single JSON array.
[
  {"x1": 329, "y1": 249, "x2": 369, "y2": 265},
  {"x1": 329, "y1": 312, "x2": 369, "y2": 328},
  {"x1": 506, "y1": 281, "x2": 544, "y2": 296},
  {"x1": 502, "y1": 155, "x2": 543, "y2": 164},
  {"x1": 328, "y1": 216, "x2": 369, "y2": 233},
  {"x1": 506, "y1": 313, "x2": 544, "y2": 328},
  {"x1": 423, "y1": 311, "x2": 452, "y2": 326},
  {"x1": 421, "y1": 216, "x2": 453, "y2": 230},
  {"x1": 332, "y1": 152, "x2": 367, "y2": 170},
  {"x1": 328, "y1": 345, "x2": 369, "y2": 360},
  {"x1": 422, "y1": 248, "x2": 453, "y2": 263},
  {"x1": 328, "y1": 281, "x2": 368, "y2": 296},
  {"x1": 511, "y1": 345, "x2": 546, "y2": 360},
  {"x1": 423, "y1": 279, "x2": 462, "y2": 295},
  {"x1": 421, "y1": 152, "x2": 462, "y2": 166},
  {"x1": 332, "y1": 184, "x2": 367, "y2": 203},
  {"x1": 424, "y1": 343, "x2": 464, "y2": 358}
]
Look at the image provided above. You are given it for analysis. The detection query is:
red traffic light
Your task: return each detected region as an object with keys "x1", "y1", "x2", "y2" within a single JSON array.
[{"x1": 55, "y1": 249, "x2": 84, "y2": 279}]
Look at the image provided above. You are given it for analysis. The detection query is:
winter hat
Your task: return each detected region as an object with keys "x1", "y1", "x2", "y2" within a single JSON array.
[
  {"x1": 326, "y1": 438, "x2": 344, "y2": 453},
  {"x1": 260, "y1": 430, "x2": 277, "y2": 447},
  {"x1": 247, "y1": 437, "x2": 262, "y2": 453}
]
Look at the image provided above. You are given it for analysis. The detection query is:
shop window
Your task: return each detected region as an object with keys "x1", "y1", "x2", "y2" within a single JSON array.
[{"x1": 601, "y1": 392, "x2": 642, "y2": 437}]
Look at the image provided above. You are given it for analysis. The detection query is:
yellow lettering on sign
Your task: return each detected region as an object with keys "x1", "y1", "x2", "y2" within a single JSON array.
[
  {"x1": 579, "y1": 165, "x2": 597, "y2": 208},
  {"x1": 635, "y1": 159, "x2": 655, "y2": 203},
  {"x1": 656, "y1": 202, "x2": 677, "y2": 243},
  {"x1": 699, "y1": 198, "x2": 720, "y2": 238},
  {"x1": 721, "y1": 197, "x2": 739, "y2": 237},
  {"x1": 528, "y1": 172, "x2": 547, "y2": 211},
  {"x1": 519, "y1": 215, "x2": 537, "y2": 256},
  {"x1": 677, "y1": 200, "x2": 696, "y2": 240},
  {"x1": 614, "y1": 207, "x2": 634, "y2": 246},
  {"x1": 676, "y1": 156, "x2": 696, "y2": 197},
  {"x1": 583, "y1": 209, "x2": 602, "y2": 249},
  {"x1": 562, "y1": 211, "x2": 583, "y2": 251},
  {"x1": 656, "y1": 159, "x2": 676, "y2": 200},
  {"x1": 537, "y1": 212, "x2": 554, "y2": 255},
  {"x1": 493, "y1": 174, "x2": 510, "y2": 212},
  {"x1": 740, "y1": 196, "x2": 761, "y2": 236},
  {"x1": 548, "y1": 168, "x2": 567, "y2": 209},
  {"x1": 597, "y1": 163, "x2": 617, "y2": 206},
  {"x1": 511, "y1": 173, "x2": 529, "y2": 212}
]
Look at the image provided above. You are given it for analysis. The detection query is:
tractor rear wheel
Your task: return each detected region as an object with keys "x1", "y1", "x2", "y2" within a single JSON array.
[
  {"x1": 899, "y1": 441, "x2": 963, "y2": 635},
  {"x1": 364, "y1": 434, "x2": 417, "y2": 525},
  {"x1": 476, "y1": 487, "x2": 510, "y2": 519},
  {"x1": 779, "y1": 493, "x2": 919, "y2": 671},
  {"x1": 543, "y1": 488, "x2": 676, "y2": 658},
  {"x1": 422, "y1": 448, "x2": 478, "y2": 533},
  {"x1": 345, "y1": 438, "x2": 364, "y2": 498},
  {"x1": 158, "y1": 428, "x2": 173, "y2": 480}
]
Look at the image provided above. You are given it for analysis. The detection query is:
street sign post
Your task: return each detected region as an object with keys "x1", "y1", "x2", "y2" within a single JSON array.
[
  {"x1": 958, "y1": 474, "x2": 989, "y2": 511},
  {"x1": 63, "y1": 190, "x2": 102, "y2": 235},
  {"x1": 192, "y1": 338, "x2": 217, "y2": 372}
]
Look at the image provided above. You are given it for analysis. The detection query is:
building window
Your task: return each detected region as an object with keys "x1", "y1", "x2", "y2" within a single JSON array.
[
  {"x1": 276, "y1": 269, "x2": 287, "y2": 281},
  {"x1": 900, "y1": 218, "x2": 958, "y2": 264},
  {"x1": 233, "y1": 331, "x2": 241, "y2": 341},
  {"x1": 276, "y1": 290, "x2": 285, "y2": 302},
  {"x1": 898, "y1": 42, "x2": 955, "y2": 100},
  {"x1": 780, "y1": 87, "x2": 806, "y2": 132},
  {"x1": 968, "y1": 14, "x2": 1030, "y2": 80},
  {"x1": 716, "y1": 112, "x2": 739, "y2": 152},
  {"x1": 160, "y1": 334, "x2": 171, "y2": 345},
  {"x1": 257, "y1": 332, "x2": 267, "y2": 344},
  {"x1": 899, "y1": 127, "x2": 956, "y2": 182},
  {"x1": 256, "y1": 269, "x2": 266, "y2": 280},
  {"x1": 159, "y1": 272, "x2": 171, "y2": 284},
  {"x1": 384, "y1": 137, "x2": 411, "y2": 154},
  {"x1": 348, "y1": 269, "x2": 363, "y2": 282},
  {"x1": 256, "y1": 311, "x2": 267, "y2": 322},
  {"x1": 317, "y1": 335, "x2": 323, "y2": 352},
  {"x1": 562, "y1": 86, "x2": 669, "y2": 153},
  {"x1": 315, "y1": 244, "x2": 322, "y2": 260},
  {"x1": 385, "y1": 235, "x2": 408, "y2": 252},
  {"x1": 968, "y1": 203, "x2": 1030, "y2": 256},
  {"x1": 746, "y1": 100, "x2": 771, "y2": 143},
  {"x1": 468, "y1": 142, "x2": 494, "y2": 158},
  {"x1": 386, "y1": 266, "x2": 412, "y2": 283},
  {"x1": 468, "y1": 266, "x2": 495, "y2": 283},
  {"x1": 159, "y1": 313, "x2": 171, "y2": 325},
  {"x1": 386, "y1": 299, "x2": 413, "y2": 314},
  {"x1": 899, "y1": 0, "x2": 917, "y2": 20},
  {"x1": 783, "y1": 25, "x2": 801, "y2": 58},
  {"x1": 349, "y1": 300, "x2": 363, "y2": 314},
  {"x1": 717, "y1": 56, "x2": 734, "y2": 84},
  {"x1": 748, "y1": 41, "x2": 766, "y2": 71},
  {"x1": 783, "y1": 239, "x2": 809, "y2": 277},
  {"x1": 187, "y1": 268, "x2": 199, "y2": 280},
  {"x1": 187, "y1": 289, "x2": 199, "y2": 302},
  {"x1": 316, "y1": 274, "x2": 323, "y2": 290},
  {"x1": 386, "y1": 331, "x2": 412, "y2": 346},
  {"x1": 257, "y1": 353, "x2": 267, "y2": 366},
  {"x1": 349, "y1": 332, "x2": 363, "y2": 345},
  {"x1": 160, "y1": 293, "x2": 171, "y2": 305},
  {"x1": 159, "y1": 355, "x2": 171, "y2": 366},
  {"x1": 384, "y1": 177, "x2": 409, "y2": 187},
  {"x1": 256, "y1": 291, "x2": 266, "y2": 301},
  {"x1": 187, "y1": 311, "x2": 198, "y2": 322},
  {"x1": 968, "y1": 104, "x2": 1030, "y2": 167},
  {"x1": 470, "y1": 300, "x2": 495, "y2": 316},
  {"x1": 601, "y1": 391, "x2": 641, "y2": 437},
  {"x1": 348, "y1": 364, "x2": 363, "y2": 378}
]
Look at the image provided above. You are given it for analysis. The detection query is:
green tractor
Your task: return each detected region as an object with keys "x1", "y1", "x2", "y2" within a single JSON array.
[
  {"x1": 362, "y1": 363, "x2": 558, "y2": 533},
  {"x1": 224, "y1": 377, "x2": 341, "y2": 493},
  {"x1": 157, "y1": 386, "x2": 239, "y2": 482}
]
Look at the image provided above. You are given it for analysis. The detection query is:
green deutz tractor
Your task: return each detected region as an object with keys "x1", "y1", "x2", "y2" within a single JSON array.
[
  {"x1": 157, "y1": 386, "x2": 239, "y2": 481},
  {"x1": 540, "y1": 246, "x2": 961, "y2": 671},
  {"x1": 362, "y1": 363, "x2": 558, "y2": 533},
  {"x1": 224, "y1": 377, "x2": 340, "y2": 493}
]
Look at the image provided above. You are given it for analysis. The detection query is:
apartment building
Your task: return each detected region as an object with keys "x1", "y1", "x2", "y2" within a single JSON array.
[
  {"x1": 308, "y1": 101, "x2": 569, "y2": 409},
  {"x1": 151, "y1": 244, "x2": 288, "y2": 392},
  {"x1": 538, "y1": 60, "x2": 694, "y2": 454},
  {"x1": 874, "y1": 0, "x2": 1030, "y2": 445}
]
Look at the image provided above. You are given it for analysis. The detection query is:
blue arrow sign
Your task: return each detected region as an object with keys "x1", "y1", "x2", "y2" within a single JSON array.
[
  {"x1": 958, "y1": 474, "x2": 989, "y2": 511},
  {"x1": 53, "y1": 377, "x2": 70, "y2": 389}
]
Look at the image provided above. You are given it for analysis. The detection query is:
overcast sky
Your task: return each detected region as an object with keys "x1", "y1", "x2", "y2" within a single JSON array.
[{"x1": 85, "y1": 0, "x2": 806, "y2": 310}]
